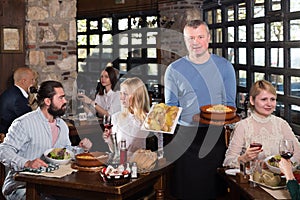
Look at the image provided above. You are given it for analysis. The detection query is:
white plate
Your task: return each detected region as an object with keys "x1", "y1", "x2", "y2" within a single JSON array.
[
  {"x1": 225, "y1": 168, "x2": 240, "y2": 176},
  {"x1": 141, "y1": 105, "x2": 182, "y2": 134},
  {"x1": 249, "y1": 178, "x2": 286, "y2": 190},
  {"x1": 264, "y1": 155, "x2": 298, "y2": 174},
  {"x1": 44, "y1": 148, "x2": 74, "y2": 165}
]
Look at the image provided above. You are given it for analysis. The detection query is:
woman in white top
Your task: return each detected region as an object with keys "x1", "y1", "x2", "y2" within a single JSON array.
[
  {"x1": 103, "y1": 77, "x2": 150, "y2": 158},
  {"x1": 78, "y1": 67, "x2": 121, "y2": 116},
  {"x1": 223, "y1": 80, "x2": 300, "y2": 168}
]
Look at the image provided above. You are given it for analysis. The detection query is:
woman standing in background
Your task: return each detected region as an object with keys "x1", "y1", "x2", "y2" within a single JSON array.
[{"x1": 78, "y1": 67, "x2": 121, "y2": 117}]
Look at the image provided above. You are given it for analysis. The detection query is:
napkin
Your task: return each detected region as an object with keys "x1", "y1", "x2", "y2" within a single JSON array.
[
  {"x1": 20, "y1": 163, "x2": 77, "y2": 178},
  {"x1": 260, "y1": 186, "x2": 291, "y2": 199}
]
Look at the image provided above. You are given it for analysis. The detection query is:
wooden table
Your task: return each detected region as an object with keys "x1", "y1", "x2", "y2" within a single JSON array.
[
  {"x1": 218, "y1": 168, "x2": 276, "y2": 199},
  {"x1": 15, "y1": 165, "x2": 169, "y2": 200},
  {"x1": 65, "y1": 118, "x2": 106, "y2": 149}
]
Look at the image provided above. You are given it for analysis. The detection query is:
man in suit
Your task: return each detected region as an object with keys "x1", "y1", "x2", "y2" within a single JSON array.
[{"x1": 0, "y1": 67, "x2": 35, "y2": 134}]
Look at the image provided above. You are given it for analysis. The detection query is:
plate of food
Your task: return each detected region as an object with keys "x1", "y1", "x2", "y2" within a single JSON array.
[
  {"x1": 264, "y1": 155, "x2": 298, "y2": 174},
  {"x1": 200, "y1": 104, "x2": 237, "y2": 121},
  {"x1": 44, "y1": 147, "x2": 74, "y2": 165},
  {"x1": 141, "y1": 103, "x2": 182, "y2": 134},
  {"x1": 250, "y1": 169, "x2": 286, "y2": 190}
]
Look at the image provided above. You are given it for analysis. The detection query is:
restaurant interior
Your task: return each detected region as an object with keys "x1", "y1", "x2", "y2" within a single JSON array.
[{"x1": 1, "y1": 0, "x2": 300, "y2": 199}]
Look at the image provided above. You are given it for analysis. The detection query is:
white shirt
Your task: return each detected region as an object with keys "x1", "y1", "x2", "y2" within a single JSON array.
[
  {"x1": 110, "y1": 111, "x2": 149, "y2": 158},
  {"x1": 94, "y1": 90, "x2": 121, "y2": 115}
]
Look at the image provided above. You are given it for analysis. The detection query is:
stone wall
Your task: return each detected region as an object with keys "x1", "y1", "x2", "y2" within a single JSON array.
[
  {"x1": 26, "y1": 0, "x2": 77, "y2": 96},
  {"x1": 25, "y1": 0, "x2": 203, "y2": 96}
]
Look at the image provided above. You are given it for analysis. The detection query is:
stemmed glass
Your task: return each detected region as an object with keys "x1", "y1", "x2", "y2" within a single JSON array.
[
  {"x1": 279, "y1": 139, "x2": 294, "y2": 159},
  {"x1": 249, "y1": 140, "x2": 263, "y2": 175},
  {"x1": 103, "y1": 115, "x2": 113, "y2": 129}
]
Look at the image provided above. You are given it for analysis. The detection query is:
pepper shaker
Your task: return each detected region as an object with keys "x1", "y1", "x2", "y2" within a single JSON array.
[{"x1": 131, "y1": 162, "x2": 138, "y2": 178}]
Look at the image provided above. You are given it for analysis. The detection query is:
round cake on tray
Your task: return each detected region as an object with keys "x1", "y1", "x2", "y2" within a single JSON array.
[{"x1": 200, "y1": 104, "x2": 237, "y2": 121}]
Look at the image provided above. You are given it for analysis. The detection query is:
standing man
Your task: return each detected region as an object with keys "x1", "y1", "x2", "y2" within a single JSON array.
[
  {"x1": 0, "y1": 67, "x2": 36, "y2": 134},
  {"x1": 0, "y1": 80, "x2": 92, "y2": 200},
  {"x1": 164, "y1": 19, "x2": 236, "y2": 199}
]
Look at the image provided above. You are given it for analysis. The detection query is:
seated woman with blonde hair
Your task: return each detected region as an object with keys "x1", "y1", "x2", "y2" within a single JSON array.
[{"x1": 103, "y1": 77, "x2": 150, "y2": 158}]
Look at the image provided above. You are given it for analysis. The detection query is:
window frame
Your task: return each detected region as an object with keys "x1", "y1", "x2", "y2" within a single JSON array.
[
  {"x1": 203, "y1": 0, "x2": 300, "y2": 134},
  {"x1": 76, "y1": 11, "x2": 161, "y2": 99}
]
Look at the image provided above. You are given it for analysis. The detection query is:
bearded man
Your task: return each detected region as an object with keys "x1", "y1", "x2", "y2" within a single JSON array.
[{"x1": 0, "y1": 80, "x2": 92, "y2": 200}]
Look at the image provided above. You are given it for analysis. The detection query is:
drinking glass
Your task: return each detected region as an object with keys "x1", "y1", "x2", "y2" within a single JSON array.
[
  {"x1": 279, "y1": 139, "x2": 294, "y2": 159},
  {"x1": 250, "y1": 141, "x2": 262, "y2": 149},
  {"x1": 249, "y1": 140, "x2": 263, "y2": 175},
  {"x1": 77, "y1": 89, "x2": 85, "y2": 110},
  {"x1": 103, "y1": 115, "x2": 113, "y2": 129}
]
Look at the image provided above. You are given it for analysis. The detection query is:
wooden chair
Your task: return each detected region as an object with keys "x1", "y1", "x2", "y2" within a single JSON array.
[
  {"x1": 0, "y1": 133, "x2": 6, "y2": 200},
  {"x1": 224, "y1": 124, "x2": 235, "y2": 148}
]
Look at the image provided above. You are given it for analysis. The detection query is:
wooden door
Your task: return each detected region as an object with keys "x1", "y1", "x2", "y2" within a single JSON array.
[{"x1": 0, "y1": 0, "x2": 26, "y2": 94}]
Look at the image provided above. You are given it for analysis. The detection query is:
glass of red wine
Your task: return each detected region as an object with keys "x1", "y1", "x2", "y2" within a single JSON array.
[
  {"x1": 279, "y1": 139, "x2": 294, "y2": 159},
  {"x1": 249, "y1": 140, "x2": 263, "y2": 175},
  {"x1": 103, "y1": 115, "x2": 113, "y2": 129},
  {"x1": 250, "y1": 142, "x2": 262, "y2": 149}
]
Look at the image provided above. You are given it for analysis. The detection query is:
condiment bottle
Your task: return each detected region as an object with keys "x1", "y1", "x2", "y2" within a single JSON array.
[
  {"x1": 119, "y1": 139, "x2": 127, "y2": 164},
  {"x1": 131, "y1": 162, "x2": 138, "y2": 178},
  {"x1": 125, "y1": 162, "x2": 131, "y2": 173}
]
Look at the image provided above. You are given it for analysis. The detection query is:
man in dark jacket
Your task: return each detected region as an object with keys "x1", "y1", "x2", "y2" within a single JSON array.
[{"x1": 0, "y1": 67, "x2": 35, "y2": 134}]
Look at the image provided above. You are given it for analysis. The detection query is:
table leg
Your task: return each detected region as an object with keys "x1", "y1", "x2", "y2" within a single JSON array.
[
  {"x1": 26, "y1": 183, "x2": 40, "y2": 200},
  {"x1": 154, "y1": 173, "x2": 165, "y2": 200}
]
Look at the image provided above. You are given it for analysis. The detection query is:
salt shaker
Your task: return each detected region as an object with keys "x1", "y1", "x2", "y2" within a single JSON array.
[
  {"x1": 131, "y1": 162, "x2": 138, "y2": 178},
  {"x1": 125, "y1": 162, "x2": 131, "y2": 173}
]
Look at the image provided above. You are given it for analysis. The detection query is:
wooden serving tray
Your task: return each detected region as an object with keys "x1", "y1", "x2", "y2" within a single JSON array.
[
  {"x1": 199, "y1": 115, "x2": 241, "y2": 126},
  {"x1": 71, "y1": 162, "x2": 104, "y2": 172}
]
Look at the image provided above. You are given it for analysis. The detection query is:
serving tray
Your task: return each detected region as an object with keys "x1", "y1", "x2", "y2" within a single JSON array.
[
  {"x1": 199, "y1": 115, "x2": 241, "y2": 126},
  {"x1": 71, "y1": 162, "x2": 104, "y2": 172},
  {"x1": 249, "y1": 178, "x2": 286, "y2": 190}
]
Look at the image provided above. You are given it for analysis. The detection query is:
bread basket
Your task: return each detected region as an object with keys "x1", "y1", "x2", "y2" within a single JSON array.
[{"x1": 99, "y1": 172, "x2": 131, "y2": 186}]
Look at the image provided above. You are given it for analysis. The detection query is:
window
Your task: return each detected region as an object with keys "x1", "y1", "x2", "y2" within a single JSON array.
[
  {"x1": 203, "y1": 0, "x2": 300, "y2": 134},
  {"x1": 77, "y1": 11, "x2": 160, "y2": 97}
]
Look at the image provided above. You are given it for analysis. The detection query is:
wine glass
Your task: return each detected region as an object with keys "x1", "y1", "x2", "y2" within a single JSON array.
[
  {"x1": 249, "y1": 140, "x2": 263, "y2": 175},
  {"x1": 103, "y1": 115, "x2": 113, "y2": 129},
  {"x1": 250, "y1": 140, "x2": 263, "y2": 149},
  {"x1": 279, "y1": 139, "x2": 294, "y2": 159}
]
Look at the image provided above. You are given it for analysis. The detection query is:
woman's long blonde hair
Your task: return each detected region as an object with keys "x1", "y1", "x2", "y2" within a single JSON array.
[{"x1": 120, "y1": 77, "x2": 150, "y2": 123}]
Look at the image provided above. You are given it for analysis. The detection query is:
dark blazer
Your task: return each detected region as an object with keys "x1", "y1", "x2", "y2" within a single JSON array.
[{"x1": 0, "y1": 86, "x2": 32, "y2": 133}]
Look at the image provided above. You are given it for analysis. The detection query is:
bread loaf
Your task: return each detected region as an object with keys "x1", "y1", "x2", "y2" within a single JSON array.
[{"x1": 129, "y1": 149, "x2": 157, "y2": 173}]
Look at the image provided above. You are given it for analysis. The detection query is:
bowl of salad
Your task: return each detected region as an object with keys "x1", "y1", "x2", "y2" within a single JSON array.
[
  {"x1": 44, "y1": 147, "x2": 74, "y2": 165},
  {"x1": 264, "y1": 155, "x2": 298, "y2": 174}
]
